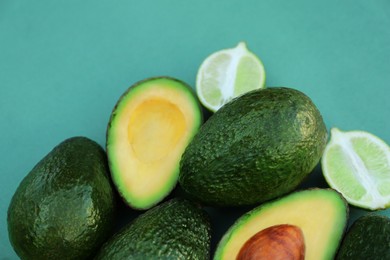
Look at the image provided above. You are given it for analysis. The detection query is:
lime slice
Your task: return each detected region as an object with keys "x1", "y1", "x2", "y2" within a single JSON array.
[
  {"x1": 196, "y1": 42, "x2": 266, "y2": 112},
  {"x1": 321, "y1": 128, "x2": 390, "y2": 210}
]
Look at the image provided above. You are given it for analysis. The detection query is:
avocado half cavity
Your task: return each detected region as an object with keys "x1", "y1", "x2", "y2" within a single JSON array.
[{"x1": 106, "y1": 77, "x2": 203, "y2": 209}]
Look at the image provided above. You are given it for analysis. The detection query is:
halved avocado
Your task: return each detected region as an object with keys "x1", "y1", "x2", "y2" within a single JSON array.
[
  {"x1": 106, "y1": 77, "x2": 203, "y2": 210},
  {"x1": 214, "y1": 189, "x2": 349, "y2": 260}
]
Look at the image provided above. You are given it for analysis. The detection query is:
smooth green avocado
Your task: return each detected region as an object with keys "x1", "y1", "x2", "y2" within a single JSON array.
[
  {"x1": 214, "y1": 189, "x2": 349, "y2": 260},
  {"x1": 179, "y1": 87, "x2": 328, "y2": 206},
  {"x1": 336, "y1": 214, "x2": 390, "y2": 260},
  {"x1": 95, "y1": 198, "x2": 211, "y2": 259},
  {"x1": 7, "y1": 137, "x2": 117, "y2": 260},
  {"x1": 106, "y1": 77, "x2": 203, "y2": 210}
]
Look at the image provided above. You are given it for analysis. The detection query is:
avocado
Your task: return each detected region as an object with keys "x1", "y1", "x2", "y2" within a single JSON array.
[
  {"x1": 179, "y1": 87, "x2": 328, "y2": 206},
  {"x1": 106, "y1": 77, "x2": 203, "y2": 210},
  {"x1": 336, "y1": 214, "x2": 390, "y2": 260},
  {"x1": 214, "y1": 189, "x2": 349, "y2": 260},
  {"x1": 95, "y1": 198, "x2": 211, "y2": 259},
  {"x1": 7, "y1": 137, "x2": 117, "y2": 260}
]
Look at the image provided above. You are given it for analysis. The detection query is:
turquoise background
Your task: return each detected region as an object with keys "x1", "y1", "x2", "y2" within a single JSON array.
[{"x1": 1, "y1": 0, "x2": 390, "y2": 258}]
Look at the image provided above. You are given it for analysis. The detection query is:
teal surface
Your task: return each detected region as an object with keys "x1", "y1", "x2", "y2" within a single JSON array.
[{"x1": 1, "y1": 0, "x2": 389, "y2": 258}]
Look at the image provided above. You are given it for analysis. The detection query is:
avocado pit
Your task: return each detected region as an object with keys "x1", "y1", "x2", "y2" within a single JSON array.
[{"x1": 237, "y1": 224, "x2": 305, "y2": 260}]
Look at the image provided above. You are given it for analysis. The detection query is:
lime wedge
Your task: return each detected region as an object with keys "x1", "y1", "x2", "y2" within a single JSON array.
[
  {"x1": 196, "y1": 42, "x2": 266, "y2": 112},
  {"x1": 321, "y1": 128, "x2": 390, "y2": 210}
]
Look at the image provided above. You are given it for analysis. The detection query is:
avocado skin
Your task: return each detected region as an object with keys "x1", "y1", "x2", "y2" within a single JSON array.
[
  {"x1": 7, "y1": 137, "x2": 117, "y2": 260},
  {"x1": 95, "y1": 198, "x2": 211, "y2": 260},
  {"x1": 179, "y1": 87, "x2": 328, "y2": 206},
  {"x1": 336, "y1": 214, "x2": 390, "y2": 260}
]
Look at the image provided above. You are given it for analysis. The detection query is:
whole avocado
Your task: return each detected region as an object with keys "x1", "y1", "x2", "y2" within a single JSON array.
[
  {"x1": 95, "y1": 198, "x2": 211, "y2": 259},
  {"x1": 7, "y1": 137, "x2": 117, "y2": 260},
  {"x1": 179, "y1": 87, "x2": 328, "y2": 206},
  {"x1": 336, "y1": 214, "x2": 390, "y2": 260}
]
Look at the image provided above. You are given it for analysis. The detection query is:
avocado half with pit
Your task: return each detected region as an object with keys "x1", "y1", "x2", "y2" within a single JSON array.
[
  {"x1": 214, "y1": 189, "x2": 349, "y2": 260},
  {"x1": 106, "y1": 77, "x2": 203, "y2": 209}
]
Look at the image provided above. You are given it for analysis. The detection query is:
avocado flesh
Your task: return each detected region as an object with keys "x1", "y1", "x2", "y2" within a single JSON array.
[
  {"x1": 7, "y1": 137, "x2": 116, "y2": 260},
  {"x1": 336, "y1": 214, "x2": 390, "y2": 260},
  {"x1": 95, "y1": 198, "x2": 211, "y2": 259},
  {"x1": 214, "y1": 189, "x2": 348, "y2": 260},
  {"x1": 179, "y1": 87, "x2": 328, "y2": 206},
  {"x1": 107, "y1": 77, "x2": 203, "y2": 210}
]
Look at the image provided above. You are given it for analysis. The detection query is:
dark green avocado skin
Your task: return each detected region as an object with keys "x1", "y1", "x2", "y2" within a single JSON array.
[
  {"x1": 95, "y1": 198, "x2": 211, "y2": 260},
  {"x1": 336, "y1": 214, "x2": 390, "y2": 260},
  {"x1": 7, "y1": 137, "x2": 117, "y2": 260},
  {"x1": 179, "y1": 87, "x2": 328, "y2": 206}
]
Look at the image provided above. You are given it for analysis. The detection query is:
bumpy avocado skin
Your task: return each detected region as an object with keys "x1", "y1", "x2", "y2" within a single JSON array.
[
  {"x1": 179, "y1": 87, "x2": 328, "y2": 206},
  {"x1": 7, "y1": 137, "x2": 117, "y2": 260},
  {"x1": 336, "y1": 214, "x2": 390, "y2": 260},
  {"x1": 95, "y1": 198, "x2": 211, "y2": 260}
]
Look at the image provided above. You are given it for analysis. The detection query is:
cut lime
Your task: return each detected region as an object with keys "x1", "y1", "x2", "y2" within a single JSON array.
[
  {"x1": 321, "y1": 128, "x2": 390, "y2": 210},
  {"x1": 196, "y1": 42, "x2": 266, "y2": 112}
]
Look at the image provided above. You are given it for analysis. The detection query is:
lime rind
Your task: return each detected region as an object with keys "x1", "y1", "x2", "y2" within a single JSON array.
[
  {"x1": 322, "y1": 128, "x2": 390, "y2": 210},
  {"x1": 196, "y1": 42, "x2": 266, "y2": 112}
]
